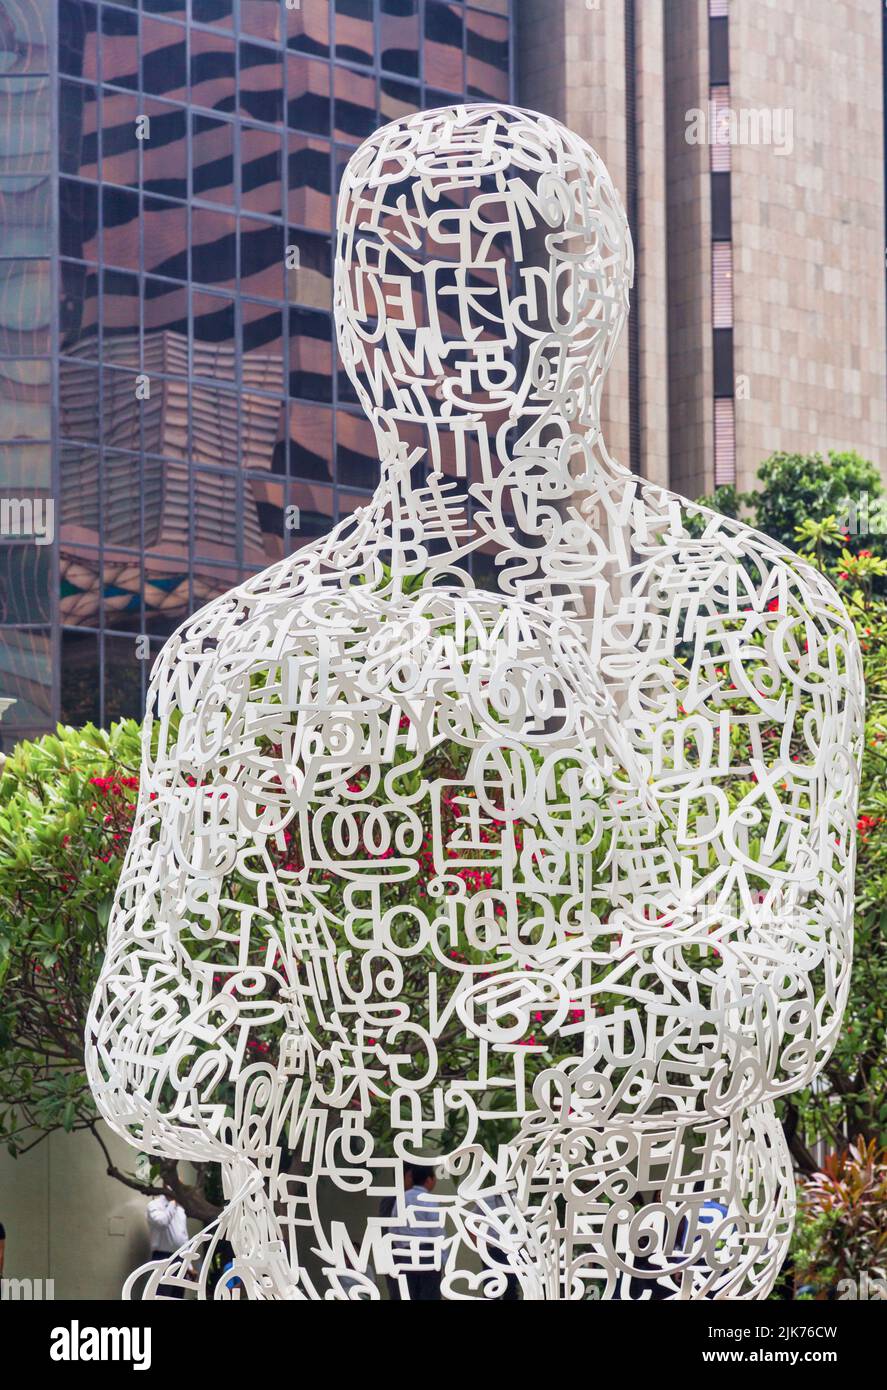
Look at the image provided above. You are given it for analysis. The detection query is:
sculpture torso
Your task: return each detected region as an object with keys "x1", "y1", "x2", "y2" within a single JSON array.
[{"x1": 87, "y1": 104, "x2": 862, "y2": 1301}]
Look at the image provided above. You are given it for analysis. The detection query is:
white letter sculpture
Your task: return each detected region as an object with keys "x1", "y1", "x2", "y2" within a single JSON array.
[{"x1": 87, "y1": 104, "x2": 863, "y2": 1301}]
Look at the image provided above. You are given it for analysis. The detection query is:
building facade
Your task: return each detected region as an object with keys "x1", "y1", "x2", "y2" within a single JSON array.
[
  {"x1": 519, "y1": 0, "x2": 887, "y2": 502},
  {"x1": 0, "y1": 0, "x2": 885, "y2": 743},
  {"x1": 0, "y1": 0, "x2": 513, "y2": 743}
]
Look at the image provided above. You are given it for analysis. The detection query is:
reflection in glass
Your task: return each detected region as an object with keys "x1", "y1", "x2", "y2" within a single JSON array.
[
  {"x1": 2, "y1": 76, "x2": 52, "y2": 174},
  {"x1": 380, "y1": 77, "x2": 419, "y2": 124},
  {"x1": 104, "y1": 633, "x2": 146, "y2": 722},
  {"x1": 142, "y1": 100, "x2": 187, "y2": 200},
  {"x1": 286, "y1": 0, "x2": 330, "y2": 60},
  {"x1": 466, "y1": 9, "x2": 509, "y2": 101},
  {"x1": 99, "y1": 87, "x2": 138, "y2": 187},
  {"x1": 0, "y1": 357, "x2": 50, "y2": 441},
  {"x1": 242, "y1": 299, "x2": 283, "y2": 392},
  {"x1": 101, "y1": 367, "x2": 141, "y2": 454},
  {"x1": 381, "y1": 0, "x2": 419, "y2": 78},
  {"x1": 287, "y1": 400, "x2": 333, "y2": 481},
  {"x1": 61, "y1": 177, "x2": 98, "y2": 259},
  {"x1": 143, "y1": 195, "x2": 187, "y2": 281},
  {"x1": 424, "y1": 1, "x2": 463, "y2": 93},
  {"x1": 144, "y1": 277, "x2": 188, "y2": 379},
  {"x1": 101, "y1": 4, "x2": 138, "y2": 90},
  {"x1": 286, "y1": 54, "x2": 331, "y2": 135},
  {"x1": 101, "y1": 183, "x2": 139, "y2": 270},
  {"x1": 243, "y1": 475, "x2": 285, "y2": 567},
  {"x1": 240, "y1": 0, "x2": 281, "y2": 44},
  {"x1": 335, "y1": 0, "x2": 373, "y2": 67},
  {"x1": 239, "y1": 42, "x2": 283, "y2": 125},
  {"x1": 61, "y1": 628, "x2": 100, "y2": 725},
  {"x1": 191, "y1": 206, "x2": 236, "y2": 288},
  {"x1": 0, "y1": 0, "x2": 51, "y2": 73},
  {"x1": 0, "y1": 543, "x2": 51, "y2": 624},
  {"x1": 59, "y1": 0, "x2": 98, "y2": 82},
  {"x1": 287, "y1": 134, "x2": 330, "y2": 226},
  {"x1": 193, "y1": 290, "x2": 236, "y2": 382},
  {"x1": 190, "y1": 27, "x2": 236, "y2": 114},
  {"x1": 103, "y1": 266, "x2": 141, "y2": 368},
  {"x1": 336, "y1": 408, "x2": 379, "y2": 491},
  {"x1": 193, "y1": 467, "x2": 241, "y2": 564},
  {"x1": 241, "y1": 389, "x2": 283, "y2": 471},
  {"x1": 142, "y1": 18, "x2": 187, "y2": 101},
  {"x1": 103, "y1": 450, "x2": 141, "y2": 549},
  {"x1": 0, "y1": 174, "x2": 50, "y2": 255},
  {"x1": 61, "y1": 259, "x2": 99, "y2": 355},
  {"x1": 190, "y1": 382, "x2": 239, "y2": 468},
  {"x1": 286, "y1": 227, "x2": 331, "y2": 309},
  {"x1": 241, "y1": 216, "x2": 284, "y2": 300},
  {"x1": 241, "y1": 124, "x2": 283, "y2": 218},
  {"x1": 334, "y1": 66, "x2": 376, "y2": 143},
  {"x1": 289, "y1": 305, "x2": 332, "y2": 402},
  {"x1": 0, "y1": 259, "x2": 51, "y2": 354},
  {"x1": 59, "y1": 359, "x2": 100, "y2": 441},
  {"x1": 192, "y1": 113, "x2": 235, "y2": 205},
  {"x1": 59, "y1": 441, "x2": 98, "y2": 538}
]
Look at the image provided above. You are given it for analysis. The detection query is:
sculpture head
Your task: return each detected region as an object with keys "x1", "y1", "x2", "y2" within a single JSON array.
[{"x1": 334, "y1": 104, "x2": 633, "y2": 471}]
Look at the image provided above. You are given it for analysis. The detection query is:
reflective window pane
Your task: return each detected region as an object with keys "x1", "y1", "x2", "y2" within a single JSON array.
[
  {"x1": 61, "y1": 177, "x2": 99, "y2": 259},
  {"x1": 59, "y1": 0, "x2": 98, "y2": 82},
  {"x1": 99, "y1": 87, "x2": 138, "y2": 187},
  {"x1": 104, "y1": 633, "x2": 145, "y2": 721},
  {"x1": 0, "y1": 259, "x2": 51, "y2": 354},
  {"x1": 1, "y1": 76, "x2": 51, "y2": 174},
  {"x1": 286, "y1": 0, "x2": 329, "y2": 59},
  {"x1": 142, "y1": 99, "x2": 188, "y2": 200},
  {"x1": 101, "y1": 4, "x2": 138, "y2": 90},
  {"x1": 142, "y1": 18, "x2": 187, "y2": 101},
  {"x1": 0, "y1": 543, "x2": 51, "y2": 624},
  {"x1": 0, "y1": 174, "x2": 50, "y2": 256},
  {"x1": 466, "y1": 8, "x2": 508, "y2": 101},
  {"x1": 241, "y1": 0, "x2": 281, "y2": 43},
  {"x1": 0, "y1": 358, "x2": 50, "y2": 441},
  {"x1": 240, "y1": 216, "x2": 284, "y2": 300},
  {"x1": 143, "y1": 195, "x2": 187, "y2": 281},
  {"x1": 191, "y1": 206, "x2": 236, "y2": 288},
  {"x1": 380, "y1": 0, "x2": 418, "y2": 78},
  {"x1": 289, "y1": 305, "x2": 331, "y2": 401},
  {"x1": 425, "y1": 1, "x2": 463, "y2": 93},
  {"x1": 286, "y1": 55, "x2": 330, "y2": 135},
  {"x1": 61, "y1": 629, "x2": 100, "y2": 725},
  {"x1": 242, "y1": 299, "x2": 283, "y2": 392},
  {"x1": 335, "y1": 0, "x2": 373, "y2": 67},
  {"x1": 239, "y1": 41, "x2": 283, "y2": 125},
  {"x1": 2, "y1": 627, "x2": 53, "y2": 727},
  {"x1": 190, "y1": 27, "x2": 236, "y2": 114},
  {"x1": 192, "y1": 113, "x2": 235, "y2": 206},
  {"x1": 241, "y1": 124, "x2": 283, "y2": 219},
  {"x1": 60, "y1": 358, "x2": 100, "y2": 440},
  {"x1": 334, "y1": 66, "x2": 375, "y2": 143},
  {"x1": 0, "y1": 0, "x2": 51, "y2": 74},
  {"x1": 287, "y1": 135, "x2": 330, "y2": 227},
  {"x1": 102, "y1": 266, "x2": 140, "y2": 367},
  {"x1": 287, "y1": 400, "x2": 332, "y2": 481},
  {"x1": 61, "y1": 259, "x2": 99, "y2": 356},
  {"x1": 193, "y1": 289, "x2": 236, "y2": 381}
]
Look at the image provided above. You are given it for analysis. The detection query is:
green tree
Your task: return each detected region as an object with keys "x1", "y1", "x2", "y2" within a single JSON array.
[
  {"x1": 753, "y1": 450, "x2": 885, "y2": 553},
  {"x1": 0, "y1": 721, "x2": 220, "y2": 1221}
]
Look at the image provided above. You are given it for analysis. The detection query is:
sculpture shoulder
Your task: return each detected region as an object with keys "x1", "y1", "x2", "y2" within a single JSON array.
[{"x1": 636, "y1": 480, "x2": 862, "y2": 652}]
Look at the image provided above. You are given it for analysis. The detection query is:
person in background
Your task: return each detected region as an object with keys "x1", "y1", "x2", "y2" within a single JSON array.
[
  {"x1": 380, "y1": 1164, "x2": 413, "y2": 1301},
  {"x1": 394, "y1": 1164, "x2": 442, "y2": 1302},
  {"x1": 146, "y1": 1194, "x2": 189, "y2": 1299}
]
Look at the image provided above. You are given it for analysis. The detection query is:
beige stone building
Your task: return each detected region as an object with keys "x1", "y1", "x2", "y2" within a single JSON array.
[{"x1": 518, "y1": 0, "x2": 887, "y2": 499}]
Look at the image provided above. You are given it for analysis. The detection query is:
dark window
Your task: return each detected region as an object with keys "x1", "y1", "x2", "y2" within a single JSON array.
[
  {"x1": 713, "y1": 327, "x2": 734, "y2": 398},
  {"x1": 709, "y1": 16, "x2": 729, "y2": 86},
  {"x1": 711, "y1": 171, "x2": 732, "y2": 241}
]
